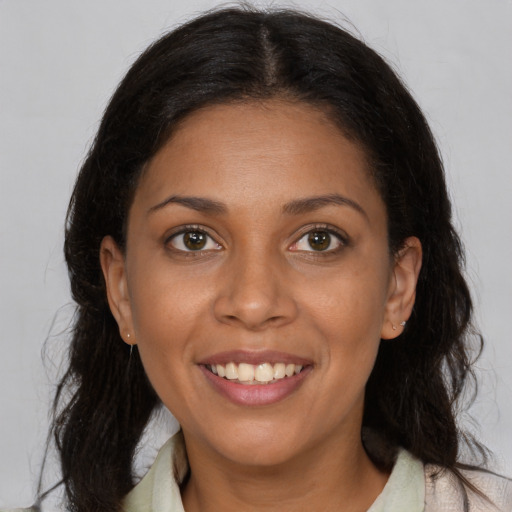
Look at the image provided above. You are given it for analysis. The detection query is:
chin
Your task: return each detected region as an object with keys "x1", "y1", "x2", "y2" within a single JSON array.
[{"x1": 206, "y1": 421, "x2": 310, "y2": 468}]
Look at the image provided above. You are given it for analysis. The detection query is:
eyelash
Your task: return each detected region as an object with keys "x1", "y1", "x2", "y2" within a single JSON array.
[{"x1": 165, "y1": 223, "x2": 349, "y2": 256}]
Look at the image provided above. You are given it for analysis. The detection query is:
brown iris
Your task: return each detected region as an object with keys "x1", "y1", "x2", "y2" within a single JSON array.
[
  {"x1": 184, "y1": 231, "x2": 207, "y2": 250},
  {"x1": 308, "y1": 231, "x2": 331, "y2": 251}
]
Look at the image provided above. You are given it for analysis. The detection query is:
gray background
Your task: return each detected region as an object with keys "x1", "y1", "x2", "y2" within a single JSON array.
[{"x1": 1, "y1": 0, "x2": 511, "y2": 507}]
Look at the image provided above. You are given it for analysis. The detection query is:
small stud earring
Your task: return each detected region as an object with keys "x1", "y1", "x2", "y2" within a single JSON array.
[{"x1": 400, "y1": 321, "x2": 406, "y2": 327}]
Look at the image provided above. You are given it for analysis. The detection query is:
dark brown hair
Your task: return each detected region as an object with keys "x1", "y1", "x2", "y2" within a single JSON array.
[{"x1": 40, "y1": 6, "x2": 485, "y2": 511}]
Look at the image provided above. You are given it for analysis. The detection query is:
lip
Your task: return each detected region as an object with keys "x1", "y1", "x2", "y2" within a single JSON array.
[{"x1": 199, "y1": 352, "x2": 313, "y2": 406}]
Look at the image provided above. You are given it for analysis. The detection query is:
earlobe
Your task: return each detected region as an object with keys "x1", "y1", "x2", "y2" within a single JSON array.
[
  {"x1": 381, "y1": 236, "x2": 422, "y2": 340},
  {"x1": 100, "y1": 236, "x2": 134, "y2": 344}
]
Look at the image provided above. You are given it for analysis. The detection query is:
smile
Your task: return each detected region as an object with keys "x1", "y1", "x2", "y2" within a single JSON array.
[
  {"x1": 207, "y1": 362, "x2": 304, "y2": 385},
  {"x1": 199, "y1": 351, "x2": 312, "y2": 406}
]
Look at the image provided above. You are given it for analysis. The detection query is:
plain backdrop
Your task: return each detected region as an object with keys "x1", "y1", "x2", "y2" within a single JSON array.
[{"x1": 1, "y1": 0, "x2": 511, "y2": 508}]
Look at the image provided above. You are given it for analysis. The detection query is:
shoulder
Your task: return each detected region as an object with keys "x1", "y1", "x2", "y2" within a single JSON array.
[{"x1": 425, "y1": 463, "x2": 512, "y2": 512}]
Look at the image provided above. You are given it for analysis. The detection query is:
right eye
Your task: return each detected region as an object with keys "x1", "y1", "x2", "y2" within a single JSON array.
[{"x1": 167, "y1": 229, "x2": 222, "y2": 252}]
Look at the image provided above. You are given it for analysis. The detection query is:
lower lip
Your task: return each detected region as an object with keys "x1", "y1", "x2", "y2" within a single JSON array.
[{"x1": 199, "y1": 365, "x2": 312, "y2": 406}]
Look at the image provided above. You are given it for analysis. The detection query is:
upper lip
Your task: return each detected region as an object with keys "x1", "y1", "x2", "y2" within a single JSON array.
[{"x1": 198, "y1": 350, "x2": 313, "y2": 366}]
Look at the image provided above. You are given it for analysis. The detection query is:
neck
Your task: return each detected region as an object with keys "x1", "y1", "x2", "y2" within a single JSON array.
[{"x1": 181, "y1": 429, "x2": 389, "y2": 512}]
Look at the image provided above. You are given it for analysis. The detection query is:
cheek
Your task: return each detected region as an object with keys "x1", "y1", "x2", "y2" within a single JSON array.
[
  {"x1": 126, "y1": 264, "x2": 212, "y2": 387},
  {"x1": 303, "y1": 270, "x2": 389, "y2": 341},
  {"x1": 129, "y1": 255, "x2": 209, "y2": 332},
  {"x1": 313, "y1": 295, "x2": 382, "y2": 376},
  {"x1": 299, "y1": 264, "x2": 390, "y2": 381},
  {"x1": 304, "y1": 286, "x2": 384, "y2": 421},
  {"x1": 129, "y1": 284, "x2": 201, "y2": 417}
]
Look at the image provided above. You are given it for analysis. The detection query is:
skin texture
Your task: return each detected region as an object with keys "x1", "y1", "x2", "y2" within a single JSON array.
[{"x1": 101, "y1": 100, "x2": 422, "y2": 511}]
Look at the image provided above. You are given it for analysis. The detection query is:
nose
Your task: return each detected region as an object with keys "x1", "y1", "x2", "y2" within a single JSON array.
[{"x1": 213, "y1": 249, "x2": 298, "y2": 331}]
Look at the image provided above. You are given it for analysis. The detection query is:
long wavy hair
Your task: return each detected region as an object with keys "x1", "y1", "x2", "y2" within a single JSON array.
[{"x1": 40, "y1": 6, "x2": 485, "y2": 511}]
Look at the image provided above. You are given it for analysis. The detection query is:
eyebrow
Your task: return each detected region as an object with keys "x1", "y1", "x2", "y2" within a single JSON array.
[
  {"x1": 282, "y1": 194, "x2": 368, "y2": 220},
  {"x1": 148, "y1": 195, "x2": 228, "y2": 215},
  {"x1": 147, "y1": 193, "x2": 367, "y2": 219}
]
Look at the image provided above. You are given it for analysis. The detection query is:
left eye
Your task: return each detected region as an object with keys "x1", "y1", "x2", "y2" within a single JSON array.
[
  {"x1": 291, "y1": 230, "x2": 343, "y2": 252},
  {"x1": 168, "y1": 230, "x2": 221, "y2": 252}
]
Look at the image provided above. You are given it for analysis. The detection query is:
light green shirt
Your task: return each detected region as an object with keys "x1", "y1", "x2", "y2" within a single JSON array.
[{"x1": 122, "y1": 431, "x2": 426, "y2": 512}]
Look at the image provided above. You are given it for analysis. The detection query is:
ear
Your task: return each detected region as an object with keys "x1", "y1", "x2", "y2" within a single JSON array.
[
  {"x1": 381, "y1": 236, "x2": 422, "y2": 340},
  {"x1": 100, "y1": 236, "x2": 134, "y2": 345}
]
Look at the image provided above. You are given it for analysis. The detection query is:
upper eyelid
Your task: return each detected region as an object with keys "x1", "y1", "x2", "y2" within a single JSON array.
[
  {"x1": 165, "y1": 224, "x2": 218, "y2": 241},
  {"x1": 292, "y1": 224, "x2": 349, "y2": 242}
]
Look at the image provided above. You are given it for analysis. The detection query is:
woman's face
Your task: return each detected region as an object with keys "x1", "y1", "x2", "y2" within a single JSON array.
[{"x1": 102, "y1": 100, "x2": 420, "y2": 468}]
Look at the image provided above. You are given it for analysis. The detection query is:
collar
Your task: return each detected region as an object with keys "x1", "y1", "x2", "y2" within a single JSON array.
[
  {"x1": 123, "y1": 431, "x2": 188, "y2": 512},
  {"x1": 123, "y1": 432, "x2": 425, "y2": 512}
]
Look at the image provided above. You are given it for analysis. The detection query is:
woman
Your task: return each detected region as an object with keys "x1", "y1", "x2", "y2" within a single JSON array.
[{"x1": 26, "y1": 6, "x2": 511, "y2": 512}]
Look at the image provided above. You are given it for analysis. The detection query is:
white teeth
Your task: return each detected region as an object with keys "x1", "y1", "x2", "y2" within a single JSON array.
[
  {"x1": 209, "y1": 362, "x2": 305, "y2": 384},
  {"x1": 273, "y1": 363, "x2": 285, "y2": 379},
  {"x1": 225, "y1": 362, "x2": 238, "y2": 380},
  {"x1": 238, "y1": 363, "x2": 255, "y2": 382},
  {"x1": 255, "y1": 363, "x2": 274, "y2": 383}
]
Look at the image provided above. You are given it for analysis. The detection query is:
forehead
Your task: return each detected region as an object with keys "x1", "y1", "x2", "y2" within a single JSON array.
[{"x1": 134, "y1": 100, "x2": 383, "y2": 218}]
